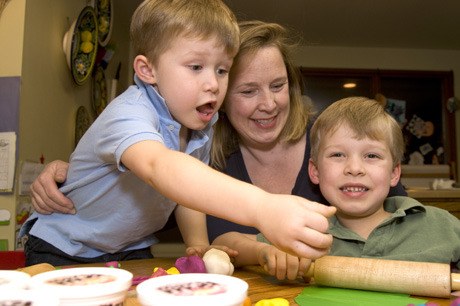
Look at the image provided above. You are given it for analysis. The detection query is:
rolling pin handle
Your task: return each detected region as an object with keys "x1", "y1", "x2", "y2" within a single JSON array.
[{"x1": 452, "y1": 273, "x2": 460, "y2": 291}]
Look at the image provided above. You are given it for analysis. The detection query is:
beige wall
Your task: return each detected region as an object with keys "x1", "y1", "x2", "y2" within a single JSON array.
[
  {"x1": 20, "y1": 0, "x2": 132, "y2": 163},
  {"x1": 0, "y1": 0, "x2": 26, "y2": 249},
  {"x1": 0, "y1": 0, "x2": 133, "y2": 249},
  {"x1": 0, "y1": 0, "x2": 25, "y2": 76},
  {"x1": 20, "y1": 0, "x2": 88, "y2": 164}
]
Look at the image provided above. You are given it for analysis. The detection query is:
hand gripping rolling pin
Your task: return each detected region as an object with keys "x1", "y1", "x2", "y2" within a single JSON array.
[{"x1": 305, "y1": 256, "x2": 460, "y2": 298}]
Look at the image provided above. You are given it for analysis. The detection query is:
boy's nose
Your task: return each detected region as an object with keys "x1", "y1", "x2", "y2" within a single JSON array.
[
  {"x1": 344, "y1": 157, "x2": 365, "y2": 176},
  {"x1": 204, "y1": 72, "x2": 219, "y2": 93}
]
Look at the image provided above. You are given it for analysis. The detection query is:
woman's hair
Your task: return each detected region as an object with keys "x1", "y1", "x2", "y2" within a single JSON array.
[
  {"x1": 309, "y1": 96, "x2": 405, "y2": 167},
  {"x1": 211, "y1": 21, "x2": 314, "y2": 170},
  {"x1": 130, "y1": 0, "x2": 240, "y2": 64}
]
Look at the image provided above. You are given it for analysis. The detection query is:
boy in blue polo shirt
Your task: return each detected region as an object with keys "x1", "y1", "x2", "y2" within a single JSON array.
[{"x1": 20, "y1": 0, "x2": 334, "y2": 266}]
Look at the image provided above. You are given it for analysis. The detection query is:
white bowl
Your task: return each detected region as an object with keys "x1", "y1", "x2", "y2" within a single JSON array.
[
  {"x1": 0, "y1": 289, "x2": 59, "y2": 306},
  {"x1": 0, "y1": 270, "x2": 31, "y2": 290},
  {"x1": 29, "y1": 267, "x2": 133, "y2": 306},
  {"x1": 136, "y1": 273, "x2": 248, "y2": 306},
  {"x1": 62, "y1": 19, "x2": 77, "y2": 69},
  {"x1": 62, "y1": 6, "x2": 98, "y2": 85}
]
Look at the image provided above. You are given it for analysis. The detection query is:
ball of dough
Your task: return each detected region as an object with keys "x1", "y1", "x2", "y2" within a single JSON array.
[{"x1": 203, "y1": 248, "x2": 234, "y2": 275}]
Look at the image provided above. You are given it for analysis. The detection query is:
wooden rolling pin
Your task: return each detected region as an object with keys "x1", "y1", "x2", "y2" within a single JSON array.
[{"x1": 305, "y1": 256, "x2": 460, "y2": 298}]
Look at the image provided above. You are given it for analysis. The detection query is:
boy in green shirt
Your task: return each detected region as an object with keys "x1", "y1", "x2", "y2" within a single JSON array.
[
  {"x1": 308, "y1": 97, "x2": 460, "y2": 268},
  {"x1": 214, "y1": 96, "x2": 460, "y2": 280}
]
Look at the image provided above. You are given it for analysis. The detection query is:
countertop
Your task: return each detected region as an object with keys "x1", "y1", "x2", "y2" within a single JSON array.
[{"x1": 406, "y1": 188, "x2": 460, "y2": 198}]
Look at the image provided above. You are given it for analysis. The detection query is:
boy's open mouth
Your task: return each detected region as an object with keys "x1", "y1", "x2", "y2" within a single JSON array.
[{"x1": 197, "y1": 102, "x2": 215, "y2": 116}]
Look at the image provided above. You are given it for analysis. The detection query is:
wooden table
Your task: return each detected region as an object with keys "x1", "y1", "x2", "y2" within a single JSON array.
[{"x1": 76, "y1": 258, "x2": 458, "y2": 305}]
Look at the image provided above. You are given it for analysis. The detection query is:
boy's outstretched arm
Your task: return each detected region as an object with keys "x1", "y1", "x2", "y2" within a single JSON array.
[{"x1": 122, "y1": 140, "x2": 336, "y2": 259}]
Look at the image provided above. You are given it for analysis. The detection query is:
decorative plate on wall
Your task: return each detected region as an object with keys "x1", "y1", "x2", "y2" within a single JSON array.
[
  {"x1": 75, "y1": 106, "x2": 91, "y2": 147},
  {"x1": 95, "y1": 0, "x2": 113, "y2": 46},
  {"x1": 92, "y1": 65, "x2": 108, "y2": 116},
  {"x1": 63, "y1": 6, "x2": 98, "y2": 85}
]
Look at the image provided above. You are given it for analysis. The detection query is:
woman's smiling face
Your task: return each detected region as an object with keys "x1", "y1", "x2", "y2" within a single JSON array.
[{"x1": 224, "y1": 46, "x2": 290, "y2": 148}]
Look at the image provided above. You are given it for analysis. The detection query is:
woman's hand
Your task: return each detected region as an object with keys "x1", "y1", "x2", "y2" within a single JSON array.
[
  {"x1": 186, "y1": 244, "x2": 238, "y2": 260},
  {"x1": 30, "y1": 160, "x2": 75, "y2": 214}
]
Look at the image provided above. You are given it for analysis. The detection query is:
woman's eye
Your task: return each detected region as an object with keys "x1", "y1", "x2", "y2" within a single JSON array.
[
  {"x1": 271, "y1": 82, "x2": 287, "y2": 91},
  {"x1": 240, "y1": 89, "x2": 257, "y2": 96}
]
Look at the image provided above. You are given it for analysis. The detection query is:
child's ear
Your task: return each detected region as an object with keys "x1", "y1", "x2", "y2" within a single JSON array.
[
  {"x1": 308, "y1": 158, "x2": 320, "y2": 185},
  {"x1": 133, "y1": 55, "x2": 156, "y2": 84},
  {"x1": 390, "y1": 162, "x2": 402, "y2": 187}
]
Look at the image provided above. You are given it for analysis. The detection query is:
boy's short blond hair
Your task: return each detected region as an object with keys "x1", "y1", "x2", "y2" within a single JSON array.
[
  {"x1": 310, "y1": 96, "x2": 405, "y2": 167},
  {"x1": 130, "y1": 0, "x2": 240, "y2": 64}
]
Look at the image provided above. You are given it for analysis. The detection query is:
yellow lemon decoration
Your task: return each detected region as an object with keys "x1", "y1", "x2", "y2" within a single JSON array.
[
  {"x1": 80, "y1": 41, "x2": 94, "y2": 53},
  {"x1": 99, "y1": 17, "x2": 109, "y2": 34},
  {"x1": 255, "y1": 298, "x2": 289, "y2": 306},
  {"x1": 80, "y1": 30, "x2": 92, "y2": 42}
]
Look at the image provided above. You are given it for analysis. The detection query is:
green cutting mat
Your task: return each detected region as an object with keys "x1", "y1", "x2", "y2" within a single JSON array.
[{"x1": 295, "y1": 286, "x2": 428, "y2": 306}]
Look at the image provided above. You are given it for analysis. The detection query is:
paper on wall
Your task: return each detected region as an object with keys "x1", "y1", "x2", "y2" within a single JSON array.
[
  {"x1": 0, "y1": 132, "x2": 16, "y2": 192},
  {"x1": 18, "y1": 161, "x2": 45, "y2": 195}
]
